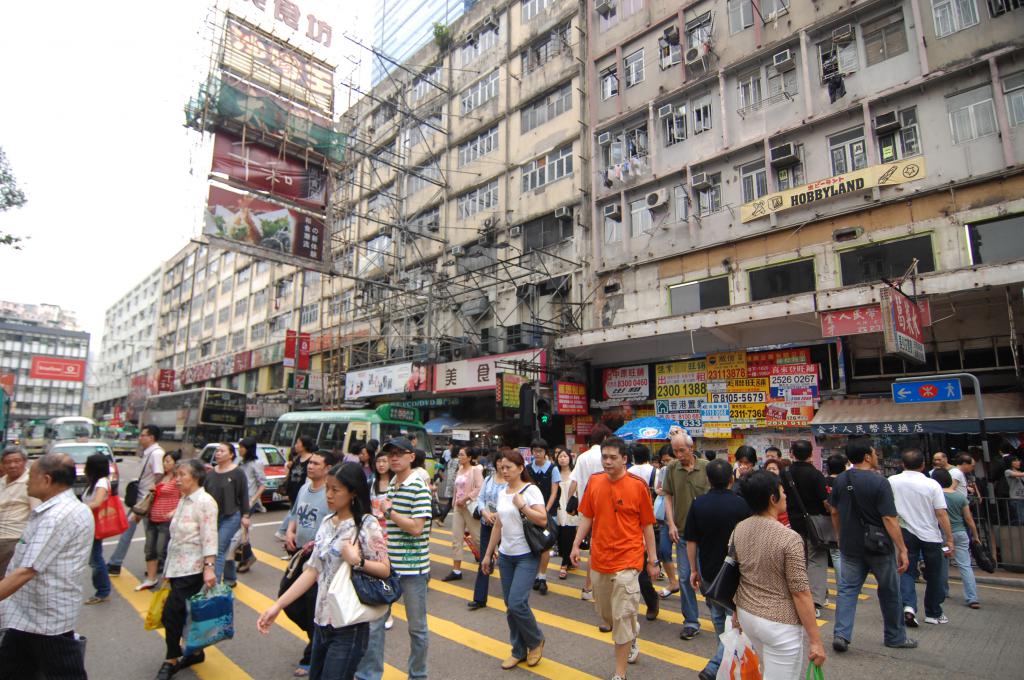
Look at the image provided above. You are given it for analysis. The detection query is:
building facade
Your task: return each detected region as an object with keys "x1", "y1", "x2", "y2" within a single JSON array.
[
  {"x1": 372, "y1": 0, "x2": 470, "y2": 84},
  {"x1": 92, "y1": 267, "x2": 161, "y2": 421},
  {"x1": 0, "y1": 303, "x2": 90, "y2": 432}
]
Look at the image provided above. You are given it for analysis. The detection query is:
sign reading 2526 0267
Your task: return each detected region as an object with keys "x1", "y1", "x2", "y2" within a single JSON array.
[{"x1": 741, "y1": 158, "x2": 926, "y2": 223}]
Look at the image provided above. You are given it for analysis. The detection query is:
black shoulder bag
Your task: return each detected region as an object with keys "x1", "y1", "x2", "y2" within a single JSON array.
[
  {"x1": 350, "y1": 521, "x2": 403, "y2": 606},
  {"x1": 847, "y1": 475, "x2": 892, "y2": 555},
  {"x1": 518, "y1": 485, "x2": 558, "y2": 555},
  {"x1": 703, "y1": 532, "x2": 740, "y2": 613},
  {"x1": 783, "y1": 469, "x2": 836, "y2": 547}
]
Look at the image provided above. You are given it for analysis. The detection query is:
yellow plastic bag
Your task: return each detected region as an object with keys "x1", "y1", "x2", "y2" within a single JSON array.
[{"x1": 144, "y1": 584, "x2": 170, "y2": 631}]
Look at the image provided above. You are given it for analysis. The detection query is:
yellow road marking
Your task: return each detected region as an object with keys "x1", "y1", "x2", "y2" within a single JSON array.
[
  {"x1": 108, "y1": 570, "x2": 252, "y2": 680},
  {"x1": 429, "y1": 532, "x2": 588, "y2": 577},
  {"x1": 829, "y1": 578, "x2": 878, "y2": 590}
]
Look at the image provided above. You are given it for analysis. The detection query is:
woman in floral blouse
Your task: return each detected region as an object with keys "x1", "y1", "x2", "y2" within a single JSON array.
[{"x1": 258, "y1": 462, "x2": 390, "y2": 680}]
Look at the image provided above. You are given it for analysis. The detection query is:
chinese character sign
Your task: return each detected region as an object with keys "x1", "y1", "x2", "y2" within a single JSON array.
[
  {"x1": 602, "y1": 365, "x2": 649, "y2": 400},
  {"x1": 433, "y1": 349, "x2": 547, "y2": 394},
  {"x1": 820, "y1": 300, "x2": 931, "y2": 337},
  {"x1": 555, "y1": 382, "x2": 588, "y2": 415}
]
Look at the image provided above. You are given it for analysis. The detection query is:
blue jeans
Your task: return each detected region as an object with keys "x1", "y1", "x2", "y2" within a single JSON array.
[
  {"x1": 833, "y1": 551, "x2": 906, "y2": 645},
  {"x1": 90, "y1": 538, "x2": 111, "y2": 598},
  {"x1": 656, "y1": 523, "x2": 673, "y2": 563},
  {"x1": 899, "y1": 529, "x2": 945, "y2": 618},
  {"x1": 675, "y1": 545, "x2": 700, "y2": 630},
  {"x1": 309, "y1": 622, "x2": 369, "y2": 680},
  {"x1": 472, "y1": 523, "x2": 494, "y2": 605},
  {"x1": 951, "y1": 531, "x2": 978, "y2": 604},
  {"x1": 215, "y1": 512, "x2": 241, "y2": 582},
  {"x1": 498, "y1": 552, "x2": 544, "y2": 659},
  {"x1": 356, "y1": 574, "x2": 429, "y2": 680},
  {"x1": 703, "y1": 599, "x2": 728, "y2": 675},
  {"x1": 107, "y1": 512, "x2": 140, "y2": 567},
  {"x1": 830, "y1": 547, "x2": 842, "y2": 585}
]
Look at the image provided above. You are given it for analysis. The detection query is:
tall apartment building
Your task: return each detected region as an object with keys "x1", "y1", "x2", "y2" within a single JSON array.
[
  {"x1": 556, "y1": 0, "x2": 1024, "y2": 454},
  {"x1": 372, "y1": 0, "x2": 470, "y2": 84},
  {"x1": 92, "y1": 267, "x2": 161, "y2": 420},
  {"x1": 0, "y1": 303, "x2": 90, "y2": 431}
]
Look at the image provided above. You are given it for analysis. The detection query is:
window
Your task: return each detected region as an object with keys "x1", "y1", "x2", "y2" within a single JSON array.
[
  {"x1": 404, "y1": 109, "x2": 443, "y2": 147},
  {"x1": 250, "y1": 323, "x2": 266, "y2": 342},
  {"x1": 728, "y1": 0, "x2": 754, "y2": 33},
  {"x1": 201, "y1": 341, "x2": 212, "y2": 358},
  {"x1": 458, "y1": 126, "x2": 499, "y2": 166},
  {"x1": 740, "y1": 161, "x2": 768, "y2": 203},
  {"x1": 407, "y1": 158, "x2": 441, "y2": 194},
  {"x1": 696, "y1": 173, "x2": 722, "y2": 216},
  {"x1": 669, "y1": 277, "x2": 730, "y2": 315},
  {"x1": 686, "y1": 12, "x2": 712, "y2": 49},
  {"x1": 269, "y1": 314, "x2": 288, "y2": 334},
  {"x1": 818, "y1": 39, "x2": 858, "y2": 80},
  {"x1": 598, "y1": 0, "x2": 618, "y2": 32},
  {"x1": 410, "y1": 66, "x2": 441, "y2": 102},
  {"x1": 371, "y1": 100, "x2": 397, "y2": 129},
  {"x1": 301, "y1": 303, "x2": 318, "y2": 325},
  {"x1": 947, "y1": 85, "x2": 998, "y2": 143},
  {"x1": 522, "y1": 0, "x2": 550, "y2": 22},
  {"x1": 461, "y1": 70, "x2": 500, "y2": 113},
  {"x1": 217, "y1": 307, "x2": 230, "y2": 324},
  {"x1": 674, "y1": 184, "x2": 689, "y2": 221},
  {"x1": 356, "y1": 235, "x2": 392, "y2": 278},
  {"x1": 521, "y1": 24, "x2": 570, "y2": 75},
  {"x1": 828, "y1": 127, "x2": 868, "y2": 175},
  {"x1": 863, "y1": 12, "x2": 908, "y2": 66},
  {"x1": 692, "y1": 96, "x2": 713, "y2": 133},
  {"x1": 521, "y1": 145, "x2": 574, "y2": 192},
  {"x1": 603, "y1": 204, "x2": 622, "y2": 243},
  {"x1": 760, "y1": 0, "x2": 790, "y2": 14},
  {"x1": 252, "y1": 288, "x2": 267, "y2": 311},
  {"x1": 659, "y1": 41, "x2": 681, "y2": 69},
  {"x1": 737, "y1": 70, "x2": 763, "y2": 110},
  {"x1": 236, "y1": 266, "x2": 250, "y2": 284},
  {"x1": 967, "y1": 214, "x2": 1024, "y2": 264},
  {"x1": 367, "y1": 188, "x2": 392, "y2": 214},
  {"x1": 234, "y1": 298, "x2": 247, "y2": 318},
  {"x1": 216, "y1": 337, "x2": 228, "y2": 354},
  {"x1": 662, "y1": 103, "x2": 687, "y2": 146},
  {"x1": 231, "y1": 330, "x2": 244, "y2": 349},
  {"x1": 220, "y1": 277, "x2": 232, "y2": 294},
  {"x1": 1006, "y1": 72, "x2": 1024, "y2": 126},
  {"x1": 276, "y1": 277, "x2": 293, "y2": 299},
  {"x1": 460, "y1": 23, "x2": 500, "y2": 65},
  {"x1": 410, "y1": 207, "x2": 440, "y2": 234},
  {"x1": 624, "y1": 49, "x2": 645, "y2": 87},
  {"x1": 457, "y1": 180, "x2": 499, "y2": 219},
  {"x1": 767, "y1": 66, "x2": 798, "y2": 99},
  {"x1": 630, "y1": 198, "x2": 653, "y2": 237},
  {"x1": 203, "y1": 314, "x2": 214, "y2": 331},
  {"x1": 521, "y1": 84, "x2": 572, "y2": 132},
  {"x1": 933, "y1": 0, "x2": 979, "y2": 37},
  {"x1": 749, "y1": 259, "x2": 816, "y2": 301},
  {"x1": 839, "y1": 235, "x2": 936, "y2": 285},
  {"x1": 775, "y1": 162, "x2": 805, "y2": 191},
  {"x1": 601, "y1": 66, "x2": 619, "y2": 100},
  {"x1": 877, "y1": 107, "x2": 922, "y2": 162},
  {"x1": 620, "y1": 0, "x2": 643, "y2": 17},
  {"x1": 523, "y1": 213, "x2": 573, "y2": 251}
]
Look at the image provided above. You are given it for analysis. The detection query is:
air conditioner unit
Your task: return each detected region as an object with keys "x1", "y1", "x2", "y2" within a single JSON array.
[
  {"x1": 603, "y1": 203, "x2": 622, "y2": 221},
  {"x1": 554, "y1": 206, "x2": 573, "y2": 221},
  {"x1": 769, "y1": 143, "x2": 799, "y2": 167},
  {"x1": 873, "y1": 111, "x2": 901, "y2": 134},
  {"x1": 427, "y1": 222, "x2": 440, "y2": 232},
  {"x1": 657, "y1": 103, "x2": 675, "y2": 118},
  {"x1": 449, "y1": 245, "x2": 466, "y2": 257},
  {"x1": 685, "y1": 45, "x2": 706, "y2": 65},
  {"x1": 832, "y1": 24, "x2": 854, "y2": 43},
  {"x1": 509, "y1": 225, "x2": 522, "y2": 237},
  {"x1": 595, "y1": 0, "x2": 615, "y2": 17},
  {"x1": 597, "y1": 131, "x2": 611, "y2": 145},
  {"x1": 646, "y1": 189, "x2": 669, "y2": 209},
  {"x1": 773, "y1": 49, "x2": 795, "y2": 71},
  {"x1": 483, "y1": 216, "x2": 495, "y2": 228},
  {"x1": 460, "y1": 296, "x2": 491, "y2": 317},
  {"x1": 690, "y1": 172, "x2": 710, "y2": 190}
]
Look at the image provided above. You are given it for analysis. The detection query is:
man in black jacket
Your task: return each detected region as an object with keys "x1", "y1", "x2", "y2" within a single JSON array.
[{"x1": 784, "y1": 439, "x2": 831, "y2": 612}]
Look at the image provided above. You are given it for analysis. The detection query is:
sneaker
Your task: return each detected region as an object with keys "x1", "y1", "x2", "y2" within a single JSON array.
[
  {"x1": 627, "y1": 639, "x2": 639, "y2": 664},
  {"x1": 274, "y1": 530, "x2": 287, "y2": 542},
  {"x1": 537, "y1": 579, "x2": 548, "y2": 595},
  {"x1": 903, "y1": 606, "x2": 919, "y2": 628},
  {"x1": 832, "y1": 637, "x2": 849, "y2": 653},
  {"x1": 581, "y1": 588, "x2": 594, "y2": 601},
  {"x1": 885, "y1": 638, "x2": 919, "y2": 649},
  {"x1": 107, "y1": 565, "x2": 121, "y2": 576},
  {"x1": 924, "y1": 614, "x2": 949, "y2": 625},
  {"x1": 815, "y1": 607, "x2": 821, "y2": 618},
  {"x1": 532, "y1": 578, "x2": 541, "y2": 591},
  {"x1": 134, "y1": 579, "x2": 159, "y2": 592},
  {"x1": 384, "y1": 616, "x2": 394, "y2": 630},
  {"x1": 611, "y1": 676, "x2": 626, "y2": 680},
  {"x1": 441, "y1": 571, "x2": 463, "y2": 582},
  {"x1": 679, "y1": 626, "x2": 700, "y2": 641}
]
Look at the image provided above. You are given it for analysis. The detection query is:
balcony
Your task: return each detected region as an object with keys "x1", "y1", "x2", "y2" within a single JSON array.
[{"x1": 737, "y1": 89, "x2": 797, "y2": 119}]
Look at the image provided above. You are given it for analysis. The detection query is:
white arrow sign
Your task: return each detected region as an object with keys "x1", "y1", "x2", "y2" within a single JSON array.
[{"x1": 896, "y1": 388, "x2": 911, "y2": 399}]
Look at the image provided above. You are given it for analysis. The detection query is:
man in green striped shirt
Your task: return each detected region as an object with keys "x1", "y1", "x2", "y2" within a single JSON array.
[{"x1": 355, "y1": 437, "x2": 431, "y2": 680}]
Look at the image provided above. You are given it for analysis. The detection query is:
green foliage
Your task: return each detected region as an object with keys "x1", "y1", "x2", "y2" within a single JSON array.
[
  {"x1": 433, "y1": 22, "x2": 453, "y2": 51},
  {"x1": 0, "y1": 147, "x2": 27, "y2": 249}
]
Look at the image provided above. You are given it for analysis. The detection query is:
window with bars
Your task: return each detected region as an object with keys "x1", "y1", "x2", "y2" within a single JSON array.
[
  {"x1": 457, "y1": 180, "x2": 500, "y2": 218},
  {"x1": 521, "y1": 83, "x2": 572, "y2": 133},
  {"x1": 863, "y1": 11, "x2": 908, "y2": 66},
  {"x1": 461, "y1": 70, "x2": 500, "y2": 113},
  {"x1": 728, "y1": 0, "x2": 754, "y2": 33},
  {"x1": 933, "y1": 0, "x2": 980, "y2": 36},
  {"x1": 460, "y1": 23, "x2": 501, "y2": 65},
  {"x1": 947, "y1": 85, "x2": 998, "y2": 144},
  {"x1": 521, "y1": 145, "x2": 574, "y2": 192},
  {"x1": 231, "y1": 330, "x2": 244, "y2": 349},
  {"x1": 624, "y1": 49, "x2": 645, "y2": 87},
  {"x1": 523, "y1": 213, "x2": 573, "y2": 251},
  {"x1": 828, "y1": 127, "x2": 868, "y2": 175},
  {"x1": 521, "y1": 23, "x2": 570, "y2": 75},
  {"x1": 407, "y1": 159, "x2": 441, "y2": 195},
  {"x1": 301, "y1": 304, "x2": 318, "y2": 326},
  {"x1": 458, "y1": 126, "x2": 499, "y2": 166},
  {"x1": 522, "y1": 0, "x2": 550, "y2": 22},
  {"x1": 877, "y1": 108, "x2": 922, "y2": 162}
]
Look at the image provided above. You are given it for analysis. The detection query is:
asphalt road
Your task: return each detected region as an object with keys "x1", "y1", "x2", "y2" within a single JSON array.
[{"x1": 75, "y1": 456, "x2": 1024, "y2": 679}]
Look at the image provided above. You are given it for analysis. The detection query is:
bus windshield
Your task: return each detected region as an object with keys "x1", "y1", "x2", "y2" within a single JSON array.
[
  {"x1": 143, "y1": 388, "x2": 246, "y2": 452},
  {"x1": 49, "y1": 421, "x2": 96, "y2": 440}
]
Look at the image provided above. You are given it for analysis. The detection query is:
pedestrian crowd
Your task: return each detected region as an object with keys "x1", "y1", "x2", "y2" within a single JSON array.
[{"x1": 0, "y1": 423, "x2": 1006, "y2": 680}]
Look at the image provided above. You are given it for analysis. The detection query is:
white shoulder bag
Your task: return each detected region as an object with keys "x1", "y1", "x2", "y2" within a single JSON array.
[{"x1": 325, "y1": 529, "x2": 388, "y2": 627}]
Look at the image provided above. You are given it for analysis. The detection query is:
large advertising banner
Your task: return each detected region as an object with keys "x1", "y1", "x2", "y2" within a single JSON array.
[
  {"x1": 29, "y1": 357, "x2": 86, "y2": 382},
  {"x1": 212, "y1": 131, "x2": 327, "y2": 209},
  {"x1": 602, "y1": 366, "x2": 649, "y2": 400},
  {"x1": 204, "y1": 184, "x2": 325, "y2": 267},
  {"x1": 344, "y1": 362, "x2": 429, "y2": 400},
  {"x1": 555, "y1": 381, "x2": 589, "y2": 415},
  {"x1": 434, "y1": 349, "x2": 547, "y2": 394}
]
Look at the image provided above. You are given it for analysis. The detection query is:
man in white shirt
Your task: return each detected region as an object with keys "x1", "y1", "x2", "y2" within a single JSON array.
[
  {"x1": 889, "y1": 449, "x2": 954, "y2": 627},
  {"x1": 0, "y1": 446, "x2": 40, "y2": 576},
  {"x1": 108, "y1": 425, "x2": 165, "y2": 575},
  {"x1": 567, "y1": 424, "x2": 612, "y2": 600}
]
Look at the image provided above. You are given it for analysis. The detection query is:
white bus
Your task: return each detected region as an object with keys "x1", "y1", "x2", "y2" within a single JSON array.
[
  {"x1": 141, "y1": 388, "x2": 246, "y2": 458},
  {"x1": 43, "y1": 416, "x2": 99, "y2": 453}
]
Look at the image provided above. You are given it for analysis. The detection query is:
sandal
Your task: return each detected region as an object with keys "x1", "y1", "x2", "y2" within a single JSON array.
[
  {"x1": 558, "y1": 566, "x2": 568, "y2": 579},
  {"x1": 293, "y1": 665, "x2": 310, "y2": 677},
  {"x1": 84, "y1": 595, "x2": 110, "y2": 605},
  {"x1": 658, "y1": 587, "x2": 680, "y2": 599}
]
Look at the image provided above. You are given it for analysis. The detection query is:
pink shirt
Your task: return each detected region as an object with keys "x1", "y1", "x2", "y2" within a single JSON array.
[{"x1": 454, "y1": 465, "x2": 483, "y2": 505}]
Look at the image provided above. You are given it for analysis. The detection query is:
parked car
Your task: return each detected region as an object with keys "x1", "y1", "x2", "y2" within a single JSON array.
[
  {"x1": 51, "y1": 441, "x2": 122, "y2": 499},
  {"x1": 199, "y1": 442, "x2": 288, "y2": 507}
]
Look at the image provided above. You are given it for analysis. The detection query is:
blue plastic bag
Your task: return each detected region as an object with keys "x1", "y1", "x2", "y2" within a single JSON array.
[
  {"x1": 654, "y1": 494, "x2": 666, "y2": 522},
  {"x1": 183, "y1": 584, "x2": 234, "y2": 655}
]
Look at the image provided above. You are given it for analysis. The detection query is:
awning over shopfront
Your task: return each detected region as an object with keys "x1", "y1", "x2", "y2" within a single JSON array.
[
  {"x1": 811, "y1": 393, "x2": 1024, "y2": 435},
  {"x1": 424, "y1": 416, "x2": 459, "y2": 434}
]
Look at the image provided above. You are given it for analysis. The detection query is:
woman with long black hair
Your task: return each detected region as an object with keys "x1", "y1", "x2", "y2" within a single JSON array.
[
  {"x1": 83, "y1": 453, "x2": 113, "y2": 605},
  {"x1": 204, "y1": 441, "x2": 250, "y2": 586},
  {"x1": 258, "y1": 462, "x2": 391, "y2": 679}
]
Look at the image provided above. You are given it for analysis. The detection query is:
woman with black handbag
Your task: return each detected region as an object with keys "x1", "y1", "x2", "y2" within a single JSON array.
[
  {"x1": 481, "y1": 450, "x2": 548, "y2": 671},
  {"x1": 258, "y1": 462, "x2": 390, "y2": 680}
]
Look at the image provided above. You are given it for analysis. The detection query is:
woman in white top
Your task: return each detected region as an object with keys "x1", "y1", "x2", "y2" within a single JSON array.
[
  {"x1": 482, "y1": 450, "x2": 548, "y2": 670},
  {"x1": 554, "y1": 449, "x2": 579, "y2": 579},
  {"x1": 83, "y1": 452, "x2": 114, "y2": 605}
]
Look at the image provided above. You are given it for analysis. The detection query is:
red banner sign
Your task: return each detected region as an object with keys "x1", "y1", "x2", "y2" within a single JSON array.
[
  {"x1": 29, "y1": 356, "x2": 86, "y2": 382},
  {"x1": 232, "y1": 351, "x2": 253, "y2": 374},
  {"x1": 555, "y1": 381, "x2": 589, "y2": 415},
  {"x1": 820, "y1": 300, "x2": 931, "y2": 337},
  {"x1": 284, "y1": 330, "x2": 297, "y2": 368},
  {"x1": 297, "y1": 332, "x2": 311, "y2": 371},
  {"x1": 882, "y1": 290, "x2": 926, "y2": 363},
  {"x1": 746, "y1": 348, "x2": 812, "y2": 377},
  {"x1": 157, "y1": 369, "x2": 176, "y2": 392},
  {"x1": 212, "y1": 131, "x2": 327, "y2": 209},
  {"x1": 204, "y1": 185, "x2": 324, "y2": 264},
  {"x1": 0, "y1": 373, "x2": 13, "y2": 396}
]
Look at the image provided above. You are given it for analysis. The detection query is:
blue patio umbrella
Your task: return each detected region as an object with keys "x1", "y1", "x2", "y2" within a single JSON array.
[{"x1": 614, "y1": 417, "x2": 685, "y2": 441}]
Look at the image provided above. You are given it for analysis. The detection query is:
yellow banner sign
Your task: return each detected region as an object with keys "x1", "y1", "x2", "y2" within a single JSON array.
[
  {"x1": 730, "y1": 403, "x2": 767, "y2": 428},
  {"x1": 706, "y1": 352, "x2": 747, "y2": 380},
  {"x1": 655, "y1": 359, "x2": 707, "y2": 399},
  {"x1": 740, "y1": 158, "x2": 926, "y2": 223},
  {"x1": 703, "y1": 423, "x2": 733, "y2": 439},
  {"x1": 726, "y1": 378, "x2": 768, "y2": 392}
]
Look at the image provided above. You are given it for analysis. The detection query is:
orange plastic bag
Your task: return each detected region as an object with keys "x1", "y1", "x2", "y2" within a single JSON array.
[{"x1": 716, "y1": 622, "x2": 763, "y2": 680}]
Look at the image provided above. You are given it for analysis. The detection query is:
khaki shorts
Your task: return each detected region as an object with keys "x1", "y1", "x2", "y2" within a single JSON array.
[{"x1": 591, "y1": 568, "x2": 641, "y2": 645}]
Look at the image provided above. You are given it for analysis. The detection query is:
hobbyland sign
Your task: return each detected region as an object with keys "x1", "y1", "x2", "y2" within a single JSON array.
[{"x1": 741, "y1": 158, "x2": 926, "y2": 223}]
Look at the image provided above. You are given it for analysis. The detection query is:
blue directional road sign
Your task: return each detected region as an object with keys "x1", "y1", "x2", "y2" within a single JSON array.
[{"x1": 892, "y1": 378, "x2": 963, "y2": 404}]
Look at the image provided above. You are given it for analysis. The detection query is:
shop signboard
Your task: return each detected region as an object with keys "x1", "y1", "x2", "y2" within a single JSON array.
[
  {"x1": 344, "y1": 362, "x2": 423, "y2": 400},
  {"x1": 700, "y1": 402, "x2": 731, "y2": 423},
  {"x1": 29, "y1": 356, "x2": 85, "y2": 382},
  {"x1": 820, "y1": 300, "x2": 931, "y2": 337},
  {"x1": 705, "y1": 352, "x2": 747, "y2": 380},
  {"x1": 768, "y1": 365, "x2": 819, "y2": 399},
  {"x1": 602, "y1": 365, "x2": 650, "y2": 400},
  {"x1": 881, "y1": 289, "x2": 926, "y2": 363},
  {"x1": 497, "y1": 373, "x2": 525, "y2": 408},
  {"x1": 284, "y1": 330, "x2": 297, "y2": 367},
  {"x1": 766, "y1": 402, "x2": 814, "y2": 427},
  {"x1": 814, "y1": 422, "x2": 927, "y2": 436},
  {"x1": 747, "y1": 348, "x2": 812, "y2": 377},
  {"x1": 555, "y1": 381, "x2": 589, "y2": 415},
  {"x1": 654, "y1": 360, "x2": 707, "y2": 405},
  {"x1": 703, "y1": 422, "x2": 733, "y2": 438},
  {"x1": 729, "y1": 403, "x2": 766, "y2": 428},
  {"x1": 434, "y1": 349, "x2": 547, "y2": 394},
  {"x1": 157, "y1": 369, "x2": 176, "y2": 393},
  {"x1": 662, "y1": 410, "x2": 703, "y2": 434},
  {"x1": 656, "y1": 397, "x2": 705, "y2": 414},
  {"x1": 211, "y1": 131, "x2": 328, "y2": 209},
  {"x1": 710, "y1": 391, "x2": 768, "y2": 405}
]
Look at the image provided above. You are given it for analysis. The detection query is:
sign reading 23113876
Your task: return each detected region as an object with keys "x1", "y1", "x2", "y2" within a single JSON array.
[{"x1": 741, "y1": 158, "x2": 926, "y2": 223}]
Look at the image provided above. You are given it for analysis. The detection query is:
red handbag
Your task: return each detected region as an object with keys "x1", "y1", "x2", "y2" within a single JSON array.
[{"x1": 94, "y1": 492, "x2": 129, "y2": 539}]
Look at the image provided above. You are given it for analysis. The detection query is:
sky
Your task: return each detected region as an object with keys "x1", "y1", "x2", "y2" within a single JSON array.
[{"x1": 0, "y1": 0, "x2": 375, "y2": 349}]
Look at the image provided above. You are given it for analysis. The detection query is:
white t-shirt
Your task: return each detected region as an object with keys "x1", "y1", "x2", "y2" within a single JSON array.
[
  {"x1": 949, "y1": 467, "x2": 967, "y2": 490},
  {"x1": 84, "y1": 477, "x2": 110, "y2": 504},
  {"x1": 570, "y1": 445, "x2": 604, "y2": 500},
  {"x1": 889, "y1": 470, "x2": 947, "y2": 543},
  {"x1": 628, "y1": 463, "x2": 656, "y2": 486},
  {"x1": 497, "y1": 484, "x2": 545, "y2": 557}
]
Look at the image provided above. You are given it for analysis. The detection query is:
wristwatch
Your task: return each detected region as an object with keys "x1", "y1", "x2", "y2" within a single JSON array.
[
  {"x1": 203, "y1": 561, "x2": 215, "y2": 568},
  {"x1": 383, "y1": 508, "x2": 393, "y2": 520},
  {"x1": 647, "y1": 559, "x2": 660, "y2": 567}
]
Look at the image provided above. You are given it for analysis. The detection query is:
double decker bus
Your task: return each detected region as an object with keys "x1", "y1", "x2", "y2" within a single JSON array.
[{"x1": 141, "y1": 388, "x2": 246, "y2": 458}]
